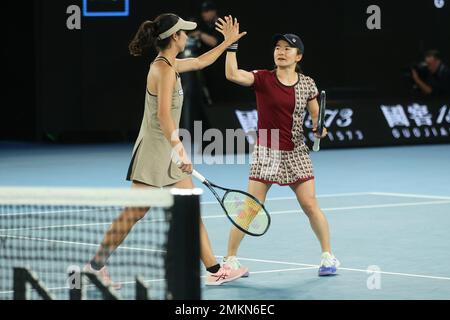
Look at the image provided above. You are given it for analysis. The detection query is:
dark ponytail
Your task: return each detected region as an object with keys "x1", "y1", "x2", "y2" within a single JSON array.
[
  {"x1": 129, "y1": 13, "x2": 181, "y2": 56},
  {"x1": 129, "y1": 20, "x2": 157, "y2": 56}
]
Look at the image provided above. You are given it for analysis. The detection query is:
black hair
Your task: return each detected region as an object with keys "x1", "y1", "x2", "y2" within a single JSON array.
[
  {"x1": 295, "y1": 48, "x2": 303, "y2": 73},
  {"x1": 129, "y1": 13, "x2": 181, "y2": 56},
  {"x1": 201, "y1": 1, "x2": 217, "y2": 12},
  {"x1": 424, "y1": 50, "x2": 441, "y2": 60}
]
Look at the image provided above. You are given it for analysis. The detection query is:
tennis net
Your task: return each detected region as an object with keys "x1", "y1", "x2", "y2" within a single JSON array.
[{"x1": 0, "y1": 187, "x2": 201, "y2": 300}]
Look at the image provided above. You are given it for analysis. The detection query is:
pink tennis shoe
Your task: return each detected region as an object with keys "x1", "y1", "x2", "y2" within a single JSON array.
[
  {"x1": 205, "y1": 264, "x2": 248, "y2": 286},
  {"x1": 83, "y1": 264, "x2": 122, "y2": 290}
]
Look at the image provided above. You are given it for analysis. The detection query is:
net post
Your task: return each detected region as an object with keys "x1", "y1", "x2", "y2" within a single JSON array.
[
  {"x1": 165, "y1": 192, "x2": 201, "y2": 300},
  {"x1": 13, "y1": 267, "x2": 54, "y2": 300},
  {"x1": 69, "y1": 287, "x2": 83, "y2": 300}
]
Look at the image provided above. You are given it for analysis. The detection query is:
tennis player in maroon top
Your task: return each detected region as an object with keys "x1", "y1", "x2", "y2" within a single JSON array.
[{"x1": 216, "y1": 16, "x2": 340, "y2": 276}]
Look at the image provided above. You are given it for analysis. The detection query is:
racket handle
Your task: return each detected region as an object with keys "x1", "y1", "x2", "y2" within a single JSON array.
[
  {"x1": 192, "y1": 170, "x2": 206, "y2": 183},
  {"x1": 313, "y1": 138, "x2": 321, "y2": 152},
  {"x1": 171, "y1": 149, "x2": 192, "y2": 169},
  {"x1": 171, "y1": 150, "x2": 207, "y2": 183},
  {"x1": 171, "y1": 150, "x2": 182, "y2": 166}
]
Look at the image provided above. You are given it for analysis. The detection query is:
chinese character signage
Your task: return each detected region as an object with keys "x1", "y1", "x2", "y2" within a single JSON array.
[
  {"x1": 233, "y1": 99, "x2": 450, "y2": 149},
  {"x1": 380, "y1": 103, "x2": 450, "y2": 140}
]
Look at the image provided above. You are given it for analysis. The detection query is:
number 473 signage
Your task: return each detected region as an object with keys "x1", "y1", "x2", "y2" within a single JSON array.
[{"x1": 67, "y1": 0, "x2": 129, "y2": 30}]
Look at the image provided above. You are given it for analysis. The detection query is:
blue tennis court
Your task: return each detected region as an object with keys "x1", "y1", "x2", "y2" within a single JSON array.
[{"x1": 1, "y1": 142, "x2": 449, "y2": 300}]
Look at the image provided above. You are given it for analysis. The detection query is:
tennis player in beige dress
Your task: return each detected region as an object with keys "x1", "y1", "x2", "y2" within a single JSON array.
[{"x1": 85, "y1": 14, "x2": 248, "y2": 287}]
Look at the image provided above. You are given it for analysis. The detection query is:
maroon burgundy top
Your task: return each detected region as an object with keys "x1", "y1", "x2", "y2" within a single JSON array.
[{"x1": 252, "y1": 70, "x2": 318, "y2": 151}]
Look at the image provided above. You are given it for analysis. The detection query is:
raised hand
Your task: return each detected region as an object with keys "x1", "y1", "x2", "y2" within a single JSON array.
[{"x1": 215, "y1": 15, "x2": 247, "y2": 45}]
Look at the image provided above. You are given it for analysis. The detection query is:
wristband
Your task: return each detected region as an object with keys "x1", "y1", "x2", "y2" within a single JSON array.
[{"x1": 227, "y1": 42, "x2": 238, "y2": 52}]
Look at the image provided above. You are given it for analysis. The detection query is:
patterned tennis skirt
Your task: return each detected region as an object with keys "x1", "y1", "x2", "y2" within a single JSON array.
[{"x1": 249, "y1": 143, "x2": 314, "y2": 186}]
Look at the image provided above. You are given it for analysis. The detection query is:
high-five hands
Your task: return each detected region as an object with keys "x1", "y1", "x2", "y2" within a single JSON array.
[{"x1": 215, "y1": 15, "x2": 247, "y2": 45}]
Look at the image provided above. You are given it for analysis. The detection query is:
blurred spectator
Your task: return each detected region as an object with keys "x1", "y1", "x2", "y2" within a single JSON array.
[
  {"x1": 189, "y1": 0, "x2": 223, "y2": 105},
  {"x1": 179, "y1": 1, "x2": 223, "y2": 134},
  {"x1": 191, "y1": 1, "x2": 222, "y2": 53},
  {"x1": 411, "y1": 50, "x2": 450, "y2": 97}
]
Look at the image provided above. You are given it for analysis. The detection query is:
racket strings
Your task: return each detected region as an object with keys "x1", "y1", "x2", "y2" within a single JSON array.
[
  {"x1": 237, "y1": 197, "x2": 261, "y2": 229},
  {"x1": 223, "y1": 192, "x2": 268, "y2": 234}
]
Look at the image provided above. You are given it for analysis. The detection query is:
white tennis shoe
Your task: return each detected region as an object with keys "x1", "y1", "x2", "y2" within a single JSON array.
[{"x1": 222, "y1": 256, "x2": 249, "y2": 277}]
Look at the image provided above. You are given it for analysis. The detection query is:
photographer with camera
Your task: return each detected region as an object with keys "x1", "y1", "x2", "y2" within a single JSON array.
[
  {"x1": 190, "y1": 1, "x2": 222, "y2": 51},
  {"x1": 411, "y1": 50, "x2": 450, "y2": 97},
  {"x1": 180, "y1": 1, "x2": 223, "y2": 134}
]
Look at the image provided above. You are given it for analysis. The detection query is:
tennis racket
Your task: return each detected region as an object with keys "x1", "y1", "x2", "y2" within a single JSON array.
[
  {"x1": 313, "y1": 90, "x2": 327, "y2": 152},
  {"x1": 191, "y1": 170, "x2": 271, "y2": 237}
]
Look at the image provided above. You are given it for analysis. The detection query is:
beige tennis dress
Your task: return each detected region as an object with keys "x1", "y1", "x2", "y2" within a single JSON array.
[{"x1": 127, "y1": 58, "x2": 188, "y2": 187}]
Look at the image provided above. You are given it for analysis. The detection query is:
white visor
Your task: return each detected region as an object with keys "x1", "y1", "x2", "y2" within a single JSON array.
[{"x1": 158, "y1": 17, "x2": 197, "y2": 40}]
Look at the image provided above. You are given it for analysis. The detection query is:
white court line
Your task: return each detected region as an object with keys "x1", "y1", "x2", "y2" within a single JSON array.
[
  {"x1": 0, "y1": 276, "x2": 169, "y2": 296},
  {"x1": 0, "y1": 235, "x2": 166, "y2": 253},
  {"x1": 245, "y1": 267, "x2": 317, "y2": 275},
  {"x1": 1, "y1": 255, "x2": 448, "y2": 296},
  {"x1": 0, "y1": 219, "x2": 166, "y2": 233},
  {"x1": 312, "y1": 200, "x2": 450, "y2": 213},
  {"x1": 1, "y1": 222, "x2": 113, "y2": 233},
  {"x1": 199, "y1": 192, "x2": 372, "y2": 205},
  {"x1": 200, "y1": 199, "x2": 450, "y2": 219},
  {"x1": 336, "y1": 267, "x2": 450, "y2": 281},
  {"x1": 232, "y1": 257, "x2": 450, "y2": 281},
  {"x1": 369, "y1": 192, "x2": 450, "y2": 201},
  {"x1": 0, "y1": 192, "x2": 370, "y2": 216},
  {"x1": 0, "y1": 281, "x2": 164, "y2": 296},
  {"x1": 0, "y1": 267, "x2": 318, "y2": 296},
  {"x1": 3, "y1": 191, "x2": 444, "y2": 217},
  {"x1": 0, "y1": 208, "x2": 101, "y2": 217},
  {"x1": 2, "y1": 259, "x2": 448, "y2": 296},
  {"x1": 2, "y1": 200, "x2": 450, "y2": 233}
]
